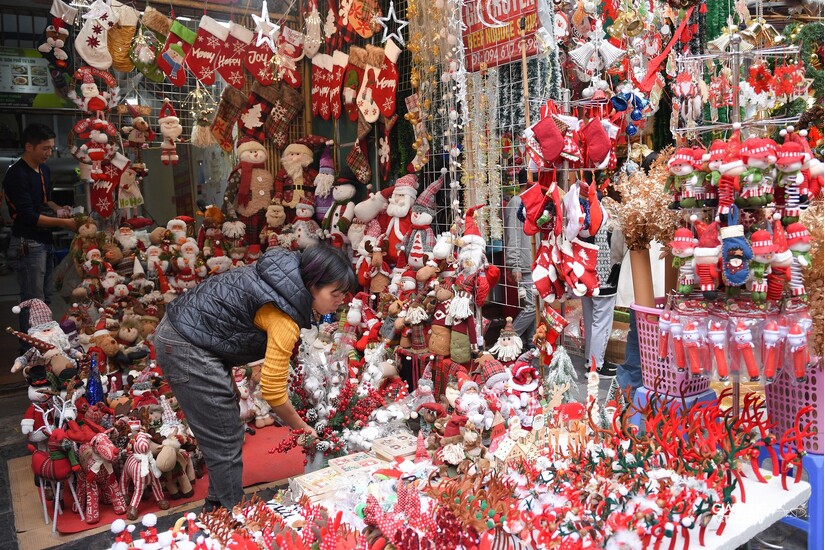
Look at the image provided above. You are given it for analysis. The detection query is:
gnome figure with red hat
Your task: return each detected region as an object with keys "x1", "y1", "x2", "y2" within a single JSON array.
[
  {"x1": 669, "y1": 227, "x2": 698, "y2": 295},
  {"x1": 157, "y1": 98, "x2": 182, "y2": 165},
  {"x1": 775, "y1": 139, "x2": 807, "y2": 225},
  {"x1": 748, "y1": 229, "x2": 777, "y2": 303},
  {"x1": 404, "y1": 177, "x2": 443, "y2": 269},
  {"x1": 488, "y1": 317, "x2": 523, "y2": 365},
  {"x1": 223, "y1": 137, "x2": 273, "y2": 246},
  {"x1": 508, "y1": 357, "x2": 541, "y2": 429},
  {"x1": 739, "y1": 138, "x2": 777, "y2": 207}
]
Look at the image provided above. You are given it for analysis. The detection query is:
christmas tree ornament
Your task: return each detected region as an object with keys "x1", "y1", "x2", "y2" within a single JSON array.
[
  {"x1": 375, "y1": 0, "x2": 408, "y2": 45},
  {"x1": 186, "y1": 15, "x2": 229, "y2": 85},
  {"x1": 251, "y1": 0, "x2": 281, "y2": 52},
  {"x1": 157, "y1": 20, "x2": 197, "y2": 86},
  {"x1": 568, "y1": 27, "x2": 626, "y2": 73},
  {"x1": 129, "y1": 24, "x2": 166, "y2": 83}
]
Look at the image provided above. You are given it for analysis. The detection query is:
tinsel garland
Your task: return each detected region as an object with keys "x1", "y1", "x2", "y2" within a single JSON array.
[
  {"x1": 485, "y1": 68, "x2": 503, "y2": 240},
  {"x1": 704, "y1": 0, "x2": 732, "y2": 41},
  {"x1": 785, "y1": 22, "x2": 824, "y2": 101},
  {"x1": 543, "y1": 0, "x2": 563, "y2": 101},
  {"x1": 800, "y1": 199, "x2": 824, "y2": 357}
]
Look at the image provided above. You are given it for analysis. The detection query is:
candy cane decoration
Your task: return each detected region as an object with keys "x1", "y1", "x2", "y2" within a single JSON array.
[{"x1": 708, "y1": 321, "x2": 730, "y2": 380}]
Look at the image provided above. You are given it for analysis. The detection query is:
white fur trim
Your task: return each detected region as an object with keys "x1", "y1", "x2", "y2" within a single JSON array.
[
  {"x1": 694, "y1": 246, "x2": 721, "y2": 258},
  {"x1": 200, "y1": 15, "x2": 229, "y2": 40},
  {"x1": 311, "y1": 53, "x2": 333, "y2": 71},
  {"x1": 384, "y1": 39, "x2": 402, "y2": 63},
  {"x1": 353, "y1": 194, "x2": 388, "y2": 221},
  {"x1": 229, "y1": 21, "x2": 254, "y2": 44},
  {"x1": 719, "y1": 225, "x2": 743, "y2": 239},
  {"x1": 332, "y1": 50, "x2": 349, "y2": 67}
]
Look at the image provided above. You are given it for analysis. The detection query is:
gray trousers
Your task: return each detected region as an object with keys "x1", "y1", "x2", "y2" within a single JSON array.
[
  {"x1": 582, "y1": 294, "x2": 617, "y2": 370},
  {"x1": 511, "y1": 272, "x2": 536, "y2": 344},
  {"x1": 154, "y1": 317, "x2": 245, "y2": 508}
]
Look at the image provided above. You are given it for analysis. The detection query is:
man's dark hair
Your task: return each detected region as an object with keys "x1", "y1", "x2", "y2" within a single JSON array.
[
  {"x1": 22, "y1": 124, "x2": 56, "y2": 147},
  {"x1": 300, "y1": 243, "x2": 358, "y2": 294}
]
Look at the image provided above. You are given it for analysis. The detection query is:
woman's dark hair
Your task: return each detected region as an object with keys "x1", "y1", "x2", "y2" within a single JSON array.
[
  {"x1": 300, "y1": 243, "x2": 358, "y2": 294},
  {"x1": 22, "y1": 124, "x2": 56, "y2": 147}
]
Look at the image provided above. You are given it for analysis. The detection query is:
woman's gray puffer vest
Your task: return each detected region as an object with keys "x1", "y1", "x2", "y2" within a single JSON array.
[{"x1": 164, "y1": 248, "x2": 312, "y2": 364}]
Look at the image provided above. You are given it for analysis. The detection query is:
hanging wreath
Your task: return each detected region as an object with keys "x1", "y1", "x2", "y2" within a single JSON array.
[{"x1": 67, "y1": 66, "x2": 120, "y2": 118}]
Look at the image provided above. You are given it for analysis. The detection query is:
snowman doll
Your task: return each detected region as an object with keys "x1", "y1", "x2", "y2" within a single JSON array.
[
  {"x1": 748, "y1": 229, "x2": 776, "y2": 303},
  {"x1": 321, "y1": 176, "x2": 357, "y2": 247},
  {"x1": 669, "y1": 227, "x2": 698, "y2": 295},
  {"x1": 667, "y1": 148, "x2": 704, "y2": 209},
  {"x1": 289, "y1": 198, "x2": 322, "y2": 250},
  {"x1": 739, "y1": 138, "x2": 777, "y2": 207}
]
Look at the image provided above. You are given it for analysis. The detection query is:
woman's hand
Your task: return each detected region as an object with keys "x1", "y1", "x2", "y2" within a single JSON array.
[{"x1": 297, "y1": 425, "x2": 318, "y2": 447}]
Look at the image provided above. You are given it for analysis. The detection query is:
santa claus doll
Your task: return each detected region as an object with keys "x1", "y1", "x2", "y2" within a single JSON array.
[
  {"x1": 404, "y1": 177, "x2": 442, "y2": 269},
  {"x1": 259, "y1": 198, "x2": 287, "y2": 251},
  {"x1": 196, "y1": 205, "x2": 226, "y2": 258},
  {"x1": 489, "y1": 317, "x2": 523, "y2": 365},
  {"x1": 354, "y1": 219, "x2": 391, "y2": 293},
  {"x1": 223, "y1": 137, "x2": 273, "y2": 246},
  {"x1": 384, "y1": 175, "x2": 418, "y2": 264},
  {"x1": 274, "y1": 142, "x2": 318, "y2": 216}
]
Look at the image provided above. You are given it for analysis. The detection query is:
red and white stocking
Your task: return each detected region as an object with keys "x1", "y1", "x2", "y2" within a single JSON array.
[
  {"x1": 216, "y1": 22, "x2": 253, "y2": 89},
  {"x1": 372, "y1": 38, "x2": 401, "y2": 118},
  {"x1": 186, "y1": 15, "x2": 228, "y2": 85},
  {"x1": 568, "y1": 238, "x2": 600, "y2": 296},
  {"x1": 357, "y1": 45, "x2": 383, "y2": 123},
  {"x1": 245, "y1": 40, "x2": 276, "y2": 85},
  {"x1": 343, "y1": 46, "x2": 366, "y2": 122},
  {"x1": 329, "y1": 50, "x2": 349, "y2": 120},
  {"x1": 276, "y1": 27, "x2": 304, "y2": 88},
  {"x1": 311, "y1": 53, "x2": 333, "y2": 120},
  {"x1": 157, "y1": 20, "x2": 197, "y2": 86}
]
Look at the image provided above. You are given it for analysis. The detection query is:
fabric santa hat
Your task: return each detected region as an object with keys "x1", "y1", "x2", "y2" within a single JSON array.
[
  {"x1": 282, "y1": 143, "x2": 314, "y2": 159},
  {"x1": 771, "y1": 219, "x2": 792, "y2": 261},
  {"x1": 478, "y1": 354, "x2": 510, "y2": 389},
  {"x1": 456, "y1": 370, "x2": 478, "y2": 395},
  {"x1": 158, "y1": 99, "x2": 179, "y2": 124},
  {"x1": 462, "y1": 205, "x2": 485, "y2": 248},
  {"x1": 785, "y1": 222, "x2": 811, "y2": 247},
  {"x1": 704, "y1": 140, "x2": 727, "y2": 163},
  {"x1": 5, "y1": 327, "x2": 57, "y2": 354},
  {"x1": 668, "y1": 147, "x2": 700, "y2": 169},
  {"x1": 443, "y1": 414, "x2": 468, "y2": 438},
  {"x1": 412, "y1": 177, "x2": 443, "y2": 216},
  {"x1": 720, "y1": 130, "x2": 744, "y2": 172},
  {"x1": 775, "y1": 141, "x2": 806, "y2": 167},
  {"x1": 124, "y1": 217, "x2": 154, "y2": 229},
  {"x1": 354, "y1": 185, "x2": 394, "y2": 221},
  {"x1": 12, "y1": 299, "x2": 57, "y2": 333},
  {"x1": 741, "y1": 138, "x2": 776, "y2": 161},
  {"x1": 236, "y1": 136, "x2": 266, "y2": 157},
  {"x1": 669, "y1": 227, "x2": 697, "y2": 251},
  {"x1": 394, "y1": 174, "x2": 419, "y2": 198},
  {"x1": 749, "y1": 229, "x2": 776, "y2": 255},
  {"x1": 313, "y1": 141, "x2": 336, "y2": 197},
  {"x1": 693, "y1": 221, "x2": 721, "y2": 259},
  {"x1": 417, "y1": 402, "x2": 447, "y2": 418},
  {"x1": 510, "y1": 361, "x2": 539, "y2": 392},
  {"x1": 212, "y1": 245, "x2": 226, "y2": 257}
]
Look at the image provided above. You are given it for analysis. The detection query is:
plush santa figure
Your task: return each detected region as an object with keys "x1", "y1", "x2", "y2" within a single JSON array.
[
  {"x1": 508, "y1": 359, "x2": 540, "y2": 429},
  {"x1": 158, "y1": 99, "x2": 182, "y2": 165},
  {"x1": 354, "y1": 219, "x2": 391, "y2": 293},
  {"x1": 322, "y1": 176, "x2": 357, "y2": 247},
  {"x1": 245, "y1": 244, "x2": 262, "y2": 264},
  {"x1": 224, "y1": 137, "x2": 273, "y2": 246},
  {"x1": 404, "y1": 177, "x2": 442, "y2": 269},
  {"x1": 145, "y1": 246, "x2": 169, "y2": 276},
  {"x1": 274, "y1": 142, "x2": 318, "y2": 214},
  {"x1": 11, "y1": 299, "x2": 83, "y2": 373},
  {"x1": 384, "y1": 175, "x2": 418, "y2": 264},
  {"x1": 259, "y1": 198, "x2": 287, "y2": 251},
  {"x1": 488, "y1": 317, "x2": 523, "y2": 364},
  {"x1": 353, "y1": 185, "x2": 393, "y2": 227},
  {"x1": 454, "y1": 205, "x2": 500, "y2": 307},
  {"x1": 114, "y1": 225, "x2": 139, "y2": 253},
  {"x1": 197, "y1": 205, "x2": 225, "y2": 258},
  {"x1": 166, "y1": 217, "x2": 190, "y2": 246}
]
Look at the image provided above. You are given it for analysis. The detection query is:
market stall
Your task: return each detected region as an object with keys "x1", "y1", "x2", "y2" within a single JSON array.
[{"x1": 2, "y1": 0, "x2": 822, "y2": 546}]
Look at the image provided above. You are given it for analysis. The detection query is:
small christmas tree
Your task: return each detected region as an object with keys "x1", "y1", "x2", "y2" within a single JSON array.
[
  {"x1": 414, "y1": 430, "x2": 428, "y2": 463},
  {"x1": 545, "y1": 346, "x2": 580, "y2": 404}
]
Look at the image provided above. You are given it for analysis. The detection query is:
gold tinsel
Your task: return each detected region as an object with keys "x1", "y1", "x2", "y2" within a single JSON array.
[
  {"x1": 800, "y1": 198, "x2": 824, "y2": 357},
  {"x1": 608, "y1": 147, "x2": 679, "y2": 251}
]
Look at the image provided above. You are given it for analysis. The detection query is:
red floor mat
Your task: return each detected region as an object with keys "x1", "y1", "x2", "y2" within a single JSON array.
[{"x1": 52, "y1": 425, "x2": 304, "y2": 534}]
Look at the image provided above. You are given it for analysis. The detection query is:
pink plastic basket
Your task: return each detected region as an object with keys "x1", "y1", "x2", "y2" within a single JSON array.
[
  {"x1": 631, "y1": 300, "x2": 711, "y2": 397},
  {"x1": 765, "y1": 358, "x2": 824, "y2": 454}
]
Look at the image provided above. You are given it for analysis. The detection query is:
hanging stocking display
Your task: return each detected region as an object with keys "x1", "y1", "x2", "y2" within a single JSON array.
[
  {"x1": 157, "y1": 20, "x2": 197, "y2": 86},
  {"x1": 372, "y1": 38, "x2": 401, "y2": 118},
  {"x1": 39, "y1": 0, "x2": 76, "y2": 75},
  {"x1": 347, "y1": 139, "x2": 372, "y2": 184},
  {"x1": 186, "y1": 15, "x2": 228, "y2": 85},
  {"x1": 311, "y1": 53, "x2": 333, "y2": 119},
  {"x1": 74, "y1": 0, "x2": 117, "y2": 70},
  {"x1": 378, "y1": 114, "x2": 397, "y2": 180},
  {"x1": 130, "y1": 25, "x2": 165, "y2": 83},
  {"x1": 92, "y1": 152, "x2": 129, "y2": 218},
  {"x1": 246, "y1": 40, "x2": 276, "y2": 85},
  {"x1": 211, "y1": 85, "x2": 248, "y2": 152},
  {"x1": 357, "y1": 45, "x2": 383, "y2": 123},
  {"x1": 239, "y1": 82, "x2": 278, "y2": 144},
  {"x1": 108, "y1": 2, "x2": 139, "y2": 72},
  {"x1": 275, "y1": 27, "x2": 304, "y2": 88},
  {"x1": 343, "y1": 46, "x2": 366, "y2": 122},
  {"x1": 720, "y1": 206, "x2": 753, "y2": 289},
  {"x1": 118, "y1": 163, "x2": 144, "y2": 209},
  {"x1": 263, "y1": 81, "x2": 303, "y2": 150},
  {"x1": 216, "y1": 22, "x2": 253, "y2": 89},
  {"x1": 328, "y1": 50, "x2": 349, "y2": 120}
]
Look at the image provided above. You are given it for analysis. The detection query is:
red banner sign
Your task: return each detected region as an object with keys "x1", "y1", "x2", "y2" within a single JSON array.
[{"x1": 462, "y1": 0, "x2": 539, "y2": 72}]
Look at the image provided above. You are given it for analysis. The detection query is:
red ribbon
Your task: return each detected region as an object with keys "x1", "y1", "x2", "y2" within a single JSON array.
[{"x1": 638, "y1": 6, "x2": 696, "y2": 93}]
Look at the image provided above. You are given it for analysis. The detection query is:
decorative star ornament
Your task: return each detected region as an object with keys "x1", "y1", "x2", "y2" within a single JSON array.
[
  {"x1": 374, "y1": 0, "x2": 408, "y2": 46},
  {"x1": 252, "y1": 0, "x2": 281, "y2": 52}
]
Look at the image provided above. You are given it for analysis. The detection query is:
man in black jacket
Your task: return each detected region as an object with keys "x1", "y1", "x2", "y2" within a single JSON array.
[{"x1": 2, "y1": 124, "x2": 76, "y2": 334}]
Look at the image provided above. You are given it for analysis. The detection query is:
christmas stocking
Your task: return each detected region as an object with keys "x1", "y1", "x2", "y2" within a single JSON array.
[
  {"x1": 372, "y1": 38, "x2": 401, "y2": 118},
  {"x1": 246, "y1": 41, "x2": 276, "y2": 85},
  {"x1": 580, "y1": 116, "x2": 610, "y2": 167},
  {"x1": 239, "y1": 82, "x2": 278, "y2": 143},
  {"x1": 311, "y1": 53, "x2": 333, "y2": 119},
  {"x1": 348, "y1": 0, "x2": 380, "y2": 38},
  {"x1": 157, "y1": 20, "x2": 197, "y2": 86},
  {"x1": 108, "y1": 2, "x2": 139, "y2": 72},
  {"x1": 276, "y1": 27, "x2": 304, "y2": 89},
  {"x1": 216, "y1": 22, "x2": 253, "y2": 89},
  {"x1": 568, "y1": 238, "x2": 600, "y2": 296},
  {"x1": 263, "y1": 82, "x2": 303, "y2": 150},
  {"x1": 527, "y1": 116, "x2": 564, "y2": 165},
  {"x1": 720, "y1": 208, "x2": 752, "y2": 288},
  {"x1": 357, "y1": 45, "x2": 383, "y2": 123},
  {"x1": 92, "y1": 153, "x2": 129, "y2": 218},
  {"x1": 304, "y1": 1, "x2": 323, "y2": 59},
  {"x1": 186, "y1": 15, "x2": 228, "y2": 85},
  {"x1": 378, "y1": 114, "x2": 397, "y2": 180},
  {"x1": 531, "y1": 241, "x2": 560, "y2": 302},
  {"x1": 347, "y1": 139, "x2": 372, "y2": 184},
  {"x1": 211, "y1": 85, "x2": 248, "y2": 152},
  {"x1": 329, "y1": 50, "x2": 349, "y2": 120},
  {"x1": 118, "y1": 165, "x2": 144, "y2": 209},
  {"x1": 74, "y1": 0, "x2": 116, "y2": 69},
  {"x1": 343, "y1": 46, "x2": 366, "y2": 122},
  {"x1": 130, "y1": 25, "x2": 166, "y2": 83},
  {"x1": 39, "y1": 0, "x2": 75, "y2": 66}
]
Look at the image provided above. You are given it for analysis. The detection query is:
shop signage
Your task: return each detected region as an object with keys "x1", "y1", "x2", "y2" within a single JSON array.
[
  {"x1": 462, "y1": 0, "x2": 539, "y2": 72},
  {"x1": 0, "y1": 48, "x2": 74, "y2": 109}
]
